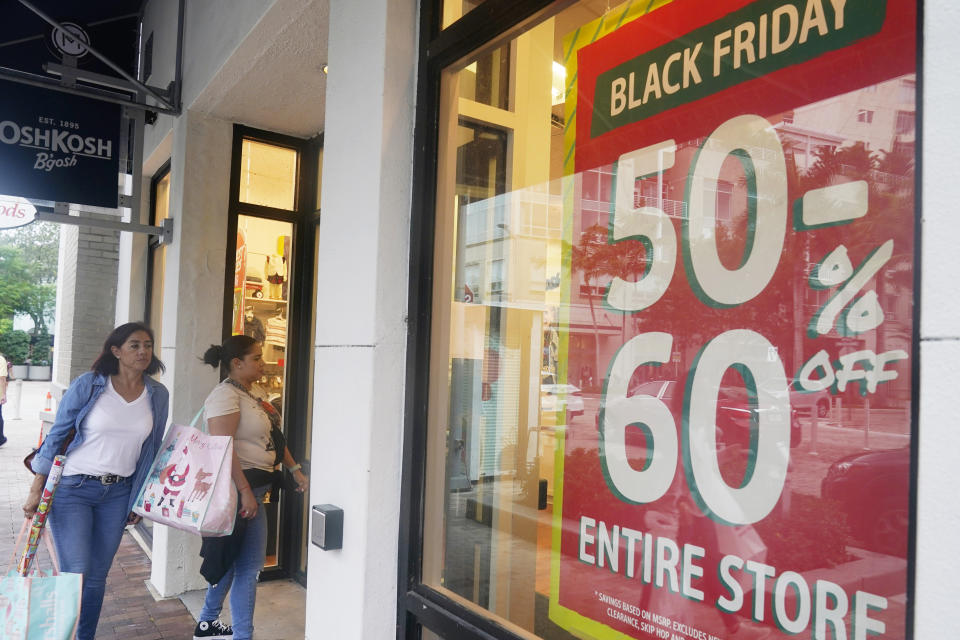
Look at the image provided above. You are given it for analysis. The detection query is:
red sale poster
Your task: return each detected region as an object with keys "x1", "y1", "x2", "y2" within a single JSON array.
[{"x1": 550, "y1": 1, "x2": 917, "y2": 639}]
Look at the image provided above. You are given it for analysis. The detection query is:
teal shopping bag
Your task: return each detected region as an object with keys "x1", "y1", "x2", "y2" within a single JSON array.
[
  {"x1": 0, "y1": 570, "x2": 30, "y2": 638},
  {"x1": 1, "y1": 523, "x2": 81, "y2": 640},
  {"x1": 0, "y1": 569, "x2": 82, "y2": 640}
]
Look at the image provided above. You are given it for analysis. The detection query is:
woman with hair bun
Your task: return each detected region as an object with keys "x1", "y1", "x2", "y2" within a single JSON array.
[
  {"x1": 192, "y1": 334, "x2": 307, "y2": 640},
  {"x1": 22, "y1": 322, "x2": 168, "y2": 640}
]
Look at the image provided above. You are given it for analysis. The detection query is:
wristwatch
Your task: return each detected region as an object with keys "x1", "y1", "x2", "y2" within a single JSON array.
[{"x1": 288, "y1": 463, "x2": 302, "y2": 472}]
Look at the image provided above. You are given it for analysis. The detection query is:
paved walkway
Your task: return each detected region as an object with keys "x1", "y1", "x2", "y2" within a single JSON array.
[{"x1": 1, "y1": 380, "x2": 197, "y2": 639}]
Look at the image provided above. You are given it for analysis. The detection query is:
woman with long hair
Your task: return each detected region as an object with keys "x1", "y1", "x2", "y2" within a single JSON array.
[
  {"x1": 23, "y1": 322, "x2": 169, "y2": 640},
  {"x1": 193, "y1": 334, "x2": 307, "y2": 640}
]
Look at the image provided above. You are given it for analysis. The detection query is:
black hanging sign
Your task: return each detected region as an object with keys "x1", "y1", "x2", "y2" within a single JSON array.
[{"x1": 0, "y1": 80, "x2": 121, "y2": 208}]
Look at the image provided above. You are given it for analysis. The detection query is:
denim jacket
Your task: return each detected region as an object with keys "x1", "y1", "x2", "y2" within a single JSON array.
[{"x1": 30, "y1": 371, "x2": 170, "y2": 514}]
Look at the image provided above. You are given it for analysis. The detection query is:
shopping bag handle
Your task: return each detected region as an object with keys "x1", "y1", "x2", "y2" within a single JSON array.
[
  {"x1": 190, "y1": 407, "x2": 205, "y2": 432},
  {"x1": 7, "y1": 520, "x2": 60, "y2": 575},
  {"x1": 6, "y1": 519, "x2": 30, "y2": 573},
  {"x1": 42, "y1": 527, "x2": 60, "y2": 575}
]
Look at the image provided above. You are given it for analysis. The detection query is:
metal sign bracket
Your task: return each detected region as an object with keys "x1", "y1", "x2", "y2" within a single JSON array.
[{"x1": 34, "y1": 209, "x2": 174, "y2": 246}]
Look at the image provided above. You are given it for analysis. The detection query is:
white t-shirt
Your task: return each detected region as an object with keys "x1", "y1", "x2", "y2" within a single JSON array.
[
  {"x1": 63, "y1": 378, "x2": 153, "y2": 477},
  {"x1": 203, "y1": 380, "x2": 276, "y2": 471}
]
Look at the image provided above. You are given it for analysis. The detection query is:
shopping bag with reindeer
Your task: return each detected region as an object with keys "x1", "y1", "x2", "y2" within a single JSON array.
[{"x1": 132, "y1": 412, "x2": 236, "y2": 536}]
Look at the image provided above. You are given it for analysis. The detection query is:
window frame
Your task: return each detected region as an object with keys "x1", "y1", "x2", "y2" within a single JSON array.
[
  {"x1": 138, "y1": 159, "x2": 172, "y2": 546},
  {"x1": 221, "y1": 124, "x2": 319, "y2": 584},
  {"x1": 399, "y1": 3, "x2": 569, "y2": 639},
  {"x1": 399, "y1": 2, "x2": 924, "y2": 640},
  {"x1": 143, "y1": 160, "x2": 171, "y2": 334}
]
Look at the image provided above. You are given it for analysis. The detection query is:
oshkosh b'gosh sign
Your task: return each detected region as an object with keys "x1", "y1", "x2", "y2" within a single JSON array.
[{"x1": 0, "y1": 79, "x2": 121, "y2": 208}]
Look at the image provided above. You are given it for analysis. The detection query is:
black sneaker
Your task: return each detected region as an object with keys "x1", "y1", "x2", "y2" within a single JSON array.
[{"x1": 193, "y1": 619, "x2": 233, "y2": 640}]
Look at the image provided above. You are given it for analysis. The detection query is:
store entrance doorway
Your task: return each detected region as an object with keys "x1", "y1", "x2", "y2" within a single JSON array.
[{"x1": 223, "y1": 127, "x2": 320, "y2": 585}]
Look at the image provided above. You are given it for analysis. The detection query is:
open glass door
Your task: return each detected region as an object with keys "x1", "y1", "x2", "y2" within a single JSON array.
[{"x1": 226, "y1": 129, "x2": 317, "y2": 578}]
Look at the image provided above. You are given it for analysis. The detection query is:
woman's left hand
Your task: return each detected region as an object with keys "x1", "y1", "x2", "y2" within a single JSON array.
[
  {"x1": 126, "y1": 512, "x2": 142, "y2": 525},
  {"x1": 293, "y1": 469, "x2": 308, "y2": 493}
]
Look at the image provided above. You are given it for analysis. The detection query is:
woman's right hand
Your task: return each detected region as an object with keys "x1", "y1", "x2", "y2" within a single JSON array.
[
  {"x1": 22, "y1": 490, "x2": 42, "y2": 519},
  {"x1": 23, "y1": 474, "x2": 47, "y2": 519},
  {"x1": 239, "y1": 487, "x2": 258, "y2": 519}
]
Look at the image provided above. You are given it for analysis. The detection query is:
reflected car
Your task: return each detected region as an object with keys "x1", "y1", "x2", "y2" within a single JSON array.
[
  {"x1": 756, "y1": 379, "x2": 832, "y2": 420},
  {"x1": 789, "y1": 387, "x2": 832, "y2": 418},
  {"x1": 597, "y1": 380, "x2": 801, "y2": 449},
  {"x1": 593, "y1": 379, "x2": 681, "y2": 429},
  {"x1": 716, "y1": 385, "x2": 802, "y2": 450},
  {"x1": 540, "y1": 383, "x2": 585, "y2": 419},
  {"x1": 820, "y1": 447, "x2": 910, "y2": 556}
]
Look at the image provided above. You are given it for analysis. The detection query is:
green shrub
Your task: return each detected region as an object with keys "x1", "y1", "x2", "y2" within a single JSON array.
[
  {"x1": 0, "y1": 330, "x2": 31, "y2": 365},
  {"x1": 754, "y1": 492, "x2": 852, "y2": 570},
  {"x1": 31, "y1": 332, "x2": 53, "y2": 366}
]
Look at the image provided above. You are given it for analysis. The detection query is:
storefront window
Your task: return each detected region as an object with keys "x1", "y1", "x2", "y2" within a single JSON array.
[
  {"x1": 140, "y1": 165, "x2": 170, "y2": 541},
  {"x1": 442, "y1": 0, "x2": 491, "y2": 28},
  {"x1": 459, "y1": 46, "x2": 511, "y2": 110},
  {"x1": 147, "y1": 168, "x2": 169, "y2": 348},
  {"x1": 239, "y1": 139, "x2": 298, "y2": 210},
  {"x1": 421, "y1": 1, "x2": 917, "y2": 639},
  {"x1": 228, "y1": 129, "x2": 317, "y2": 582},
  {"x1": 232, "y1": 214, "x2": 293, "y2": 567}
]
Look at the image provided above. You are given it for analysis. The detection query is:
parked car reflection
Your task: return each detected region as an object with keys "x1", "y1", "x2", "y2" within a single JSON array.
[
  {"x1": 789, "y1": 387, "x2": 832, "y2": 418},
  {"x1": 596, "y1": 379, "x2": 801, "y2": 449},
  {"x1": 540, "y1": 382, "x2": 585, "y2": 421},
  {"x1": 821, "y1": 447, "x2": 910, "y2": 556}
]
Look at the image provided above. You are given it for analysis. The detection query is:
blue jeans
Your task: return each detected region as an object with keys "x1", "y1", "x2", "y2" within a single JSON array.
[
  {"x1": 199, "y1": 486, "x2": 268, "y2": 640},
  {"x1": 48, "y1": 474, "x2": 133, "y2": 640}
]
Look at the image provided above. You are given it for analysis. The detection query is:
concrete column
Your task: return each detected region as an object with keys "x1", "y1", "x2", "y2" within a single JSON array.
[
  {"x1": 52, "y1": 216, "x2": 120, "y2": 385},
  {"x1": 115, "y1": 201, "x2": 151, "y2": 327},
  {"x1": 306, "y1": 0, "x2": 416, "y2": 637},
  {"x1": 148, "y1": 109, "x2": 232, "y2": 597},
  {"x1": 917, "y1": 4, "x2": 960, "y2": 638}
]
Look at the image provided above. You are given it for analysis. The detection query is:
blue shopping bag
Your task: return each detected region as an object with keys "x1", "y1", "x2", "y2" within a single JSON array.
[{"x1": 1, "y1": 523, "x2": 81, "y2": 640}]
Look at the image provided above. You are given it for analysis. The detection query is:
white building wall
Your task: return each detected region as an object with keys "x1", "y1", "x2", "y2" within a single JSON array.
[
  {"x1": 53, "y1": 224, "x2": 77, "y2": 388},
  {"x1": 115, "y1": 221, "x2": 150, "y2": 326},
  {"x1": 148, "y1": 110, "x2": 234, "y2": 597},
  {"x1": 141, "y1": 0, "x2": 277, "y2": 158},
  {"x1": 305, "y1": 0, "x2": 416, "y2": 637},
  {"x1": 116, "y1": 170, "x2": 150, "y2": 327},
  {"x1": 135, "y1": 0, "x2": 282, "y2": 595},
  {"x1": 916, "y1": 4, "x2": 960, "y2": 639}
]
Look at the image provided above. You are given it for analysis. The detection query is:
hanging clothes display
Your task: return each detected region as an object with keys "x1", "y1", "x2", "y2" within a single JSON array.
[
  {"x1": 265, "y1": 255, "x2": 287, "y2": 299},
  {"x1": 265, "y1": 313, "x2": 287, "y2": 347},
  {"x1": 243, "y1": 308, "x2": 265, "y2": 344}
]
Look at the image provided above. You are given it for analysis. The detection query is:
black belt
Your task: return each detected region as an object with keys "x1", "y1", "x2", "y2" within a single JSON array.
[{"x1": 79, "y1": 473, "x2": 127, "y2": 485}]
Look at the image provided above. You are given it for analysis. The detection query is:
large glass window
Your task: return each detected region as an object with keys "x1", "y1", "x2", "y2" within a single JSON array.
[
  {"x1": 146, "y1": 168, "x2": 169, "y2": 347},
  {"x1": 232, "y1": 215, "x2": 293, "y2": 567},
  {"x1": 417, "y1": 1, "x2": 918, "y2": 639},
  {"x1": 140, "y1": 164, "x2": 170, "y2": 542},
  {"x1": 442, "y1": 0, "x2": 491, "y2": 28},
  {"x1": 239, "y1": 139, "x2": 298, "y2": 210}
]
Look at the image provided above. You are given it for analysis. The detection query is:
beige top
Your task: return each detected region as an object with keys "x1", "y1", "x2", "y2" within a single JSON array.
[{"x1": 203, "y1": 380, "x2": 276, "y2": 471}]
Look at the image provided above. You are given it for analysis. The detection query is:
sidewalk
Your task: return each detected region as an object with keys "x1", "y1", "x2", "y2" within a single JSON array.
[{"x1": 0, "y1": 380, "x2": 197, "y2": 640}]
